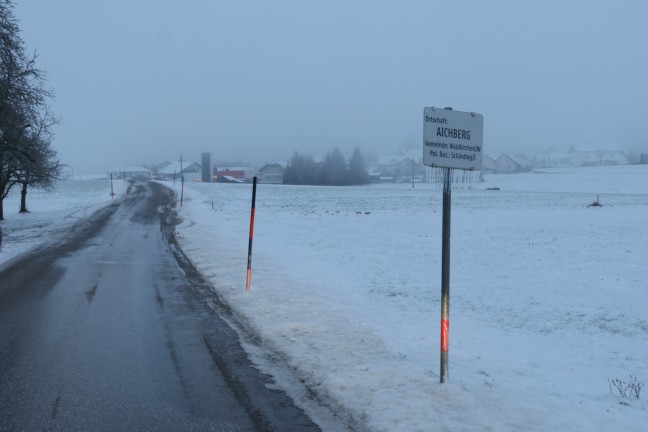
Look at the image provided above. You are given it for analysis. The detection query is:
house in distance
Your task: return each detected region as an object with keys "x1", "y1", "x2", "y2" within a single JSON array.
[{"x1": 259, "y1": 162, "x2": 287, "y2": 184}]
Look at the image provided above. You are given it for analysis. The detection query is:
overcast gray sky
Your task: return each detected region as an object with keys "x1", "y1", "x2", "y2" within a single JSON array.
[{"x1": 14, "y1": 0, "x2": 648, "y2": 175}]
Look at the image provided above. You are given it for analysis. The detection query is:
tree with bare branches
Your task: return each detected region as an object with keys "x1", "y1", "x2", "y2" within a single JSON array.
[
  {"x1": 14, "y1": 109, "x2": 61, "y2": 213},
  {"x1": 0, "y1": 0, "x2": 57, "y2": 220}
]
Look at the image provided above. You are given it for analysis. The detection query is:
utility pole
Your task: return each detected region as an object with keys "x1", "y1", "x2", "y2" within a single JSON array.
[
  {"x1": 180, "y1": 154, "x2": 184, "y2": 207},
  {"x1": 412, "y1": 157, "x2": 415, "y2": 188}
]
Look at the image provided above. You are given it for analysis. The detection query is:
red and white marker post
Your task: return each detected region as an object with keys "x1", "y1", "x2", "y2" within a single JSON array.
[{"x1": 245, "y1": 176, "x2": 257, "y2": 292}]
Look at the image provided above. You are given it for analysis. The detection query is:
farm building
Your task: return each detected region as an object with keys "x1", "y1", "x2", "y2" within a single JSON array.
[
  {"x1": 156, "y1": 161, "x2": 201, "y2": 181},
  {"x1": 568, "y1": 143, "x2": 629, "y2": 166},
  {"x1": 481, "y1": 155, "x2": 496, "y2": 174},
  {"x1": 375, "y1": 151, "x2": 425, "y2": 182},
  {"x1": 259, "y1": 163, "x2": 287, "y2": 184},
  {"x1": 213, "y1": 166, "x2": 256, "y2": 182},
  {"x1": 495, "y1": 154, "x2": 528, "y2": 173},
  {"x1": 528, "y1": 152, "x2": 572, "y2": 168},
  {"x1": 106, "y1": 166, "x2": 151, "y2": 179}
]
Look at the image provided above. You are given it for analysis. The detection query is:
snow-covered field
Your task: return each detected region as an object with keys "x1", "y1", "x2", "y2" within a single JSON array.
[
  {"x1": 0, "y1": 177, "x2": 125, "y2": 265},
  {"x1": 1, "y1": 166, "x2": 646, "y2": 431}
]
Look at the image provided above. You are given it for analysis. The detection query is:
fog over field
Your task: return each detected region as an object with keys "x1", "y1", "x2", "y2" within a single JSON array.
[
  {"x1": 3, "y1": 0, "x2": 647, "y2": 429},
  {"x1": 14, "y1": 0, "x2": 648, "y2": 174}
]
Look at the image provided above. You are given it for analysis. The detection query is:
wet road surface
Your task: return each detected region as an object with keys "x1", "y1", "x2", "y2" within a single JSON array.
[{"x1": 0, "y1": 181, "x2": 320, "y2": 431}]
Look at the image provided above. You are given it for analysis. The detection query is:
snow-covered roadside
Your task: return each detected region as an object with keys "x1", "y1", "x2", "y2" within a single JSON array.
[
  {"x1": 2, "y1": 167, "x2": 646, "y2": 431},
  {"x1": 173, "y1": 165, "x2": 648, "y2": 431},
  {"x1": 0, "y1": 178, "x2": 125, "y2": 267}
]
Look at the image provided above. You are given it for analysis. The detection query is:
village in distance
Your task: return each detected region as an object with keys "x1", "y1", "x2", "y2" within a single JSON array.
[{"x1": 102, "y1": 142, "x2": 648, "y2": 185}]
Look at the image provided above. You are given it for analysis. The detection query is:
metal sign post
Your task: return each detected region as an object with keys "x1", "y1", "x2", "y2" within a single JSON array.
[
  {"x1": 423, "y1": 106, "x2": 483, "y2": 384},
  {"x1": 440, "y1": 167, "x2": 451, "y2": 383}
]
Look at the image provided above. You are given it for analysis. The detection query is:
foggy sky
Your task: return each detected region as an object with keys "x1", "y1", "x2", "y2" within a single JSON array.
[{"x1": 14, "y1": 0, "x2": 648, "y2": 175}]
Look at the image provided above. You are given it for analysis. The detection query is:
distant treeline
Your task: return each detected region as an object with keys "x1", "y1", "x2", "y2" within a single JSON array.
[{"x1": 284, "y1": 147, "x2": 370, "y2": 186}]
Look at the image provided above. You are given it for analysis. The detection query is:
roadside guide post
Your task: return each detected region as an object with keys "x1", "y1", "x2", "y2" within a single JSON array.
[
  {"x1": 246, "y1": 176, "x2": 258, "y2": 292},
  {"x1": 423, "y1": 106, "x2": 483, "y2": 383}
]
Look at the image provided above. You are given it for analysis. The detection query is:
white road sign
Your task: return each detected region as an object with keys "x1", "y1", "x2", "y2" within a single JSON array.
[{"x1": 423, "y1": 107, "x2": 483, "y2": 170}]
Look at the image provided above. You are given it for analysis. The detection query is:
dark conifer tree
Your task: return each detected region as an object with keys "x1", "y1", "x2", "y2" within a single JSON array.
[{"x1": 348, "y1": 147, "x2": 369, "y2": 185}]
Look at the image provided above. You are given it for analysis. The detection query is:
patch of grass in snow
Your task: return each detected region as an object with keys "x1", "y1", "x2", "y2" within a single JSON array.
[{"x1": 608, "y1": 375, "x2": 643, "y2": 400}]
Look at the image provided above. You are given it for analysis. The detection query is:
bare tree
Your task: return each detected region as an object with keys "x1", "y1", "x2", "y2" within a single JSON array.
[
  {"x1": 0, "y1": 0, "x2": 55, "y2": 220},
  {"x1": 14, "y1": 108, "x2": 61, "y2": 213}
]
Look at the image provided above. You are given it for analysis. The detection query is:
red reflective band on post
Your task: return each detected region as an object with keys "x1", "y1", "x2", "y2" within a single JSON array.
[
  {"x1": 246, "y1": 208, "x2": 254, "y2": 293},
  {"x1": 249, "y1": 208, "x2": 255, "y2": 238},
  {"x1": 441, "y1": 319, "x2": 449, "y2": 352}
]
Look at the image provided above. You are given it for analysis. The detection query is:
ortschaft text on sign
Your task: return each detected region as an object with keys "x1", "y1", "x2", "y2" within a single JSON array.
[{"x1": 423, "y1": 107, "x2": 483, "y2": 170}]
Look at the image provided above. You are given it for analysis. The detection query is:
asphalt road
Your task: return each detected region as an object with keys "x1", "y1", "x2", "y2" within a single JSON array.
[{"x1": 0, "y1": 181, "x2": 321, "y2": 431}]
